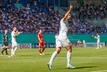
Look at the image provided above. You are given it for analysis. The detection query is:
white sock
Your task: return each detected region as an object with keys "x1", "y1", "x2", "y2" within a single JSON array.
[
  {"x1": 48, "y1": 51, "x2": 57, "y2": 65},
  {"x1": 67, "y1": 51, "x2": 71, "y2": 66},
  {"x1": 13, "y1": 46, "x2": 17, "y2": 55},
  {"x1": 11, "y1": 47, "x2": 14, "y2": 56}
]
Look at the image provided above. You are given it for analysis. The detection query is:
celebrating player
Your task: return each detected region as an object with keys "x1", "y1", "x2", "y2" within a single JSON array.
[
  {"x1": 9, "y1": 27, "x2": 22, "y2": 57},
  {"x1": 48, "y1": 5, "x2": 75, "y2": 70},
  {"x1": 38, "y1": 29, "x2": 46, "y2": 55},
  {"x1": 1, "y1": 29, "x2": 9, "y2": 55}
]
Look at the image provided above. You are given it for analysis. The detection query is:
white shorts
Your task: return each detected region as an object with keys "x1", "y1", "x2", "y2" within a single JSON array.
[
  {"x1": 56, "y1": 36, "x2": 70, "y2": 48},
  {"x1": 12, "y1": 42, "x2": 17, "y2": 47},
  {"x1": 97, "y1": 42, "x2": 100, "y2": 46}
]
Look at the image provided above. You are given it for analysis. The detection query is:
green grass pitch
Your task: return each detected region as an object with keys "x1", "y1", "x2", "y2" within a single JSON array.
[{"x1": 0, "y1": 47, "x2": 107, "y2": 72}]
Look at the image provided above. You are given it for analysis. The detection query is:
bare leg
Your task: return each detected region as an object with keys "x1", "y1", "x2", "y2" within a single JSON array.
[
  {"x1": 41, "y1": 46, "x2": 46, "y2": 54},
  {"x1": 38, "y1": 47, "x2": 42, "y2": 55}
]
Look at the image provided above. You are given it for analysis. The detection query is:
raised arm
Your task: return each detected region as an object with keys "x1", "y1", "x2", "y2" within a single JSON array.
[{"x1": 63, "y1": 5, "x2": 73, "y2": 21}]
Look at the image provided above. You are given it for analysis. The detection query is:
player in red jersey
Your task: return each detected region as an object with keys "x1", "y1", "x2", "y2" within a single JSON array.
[{"x1": 38, "y1": 29, "x2": 46, "y2": 55}]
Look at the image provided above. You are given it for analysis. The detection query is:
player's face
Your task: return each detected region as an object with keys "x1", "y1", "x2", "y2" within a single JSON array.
[
  {"x1": 4, "y1": 30, "x2": 8, "y2": 34},
  {"x1": 13, "y1": 27, "x2": 17, "y2": 31},
  {"x1": 39, "y1": 30, "x2": 42, "y2": 33},
  {"x1": 67, "y1": 14, "x2": 71, "y2": 20},
  {"x1": 96, "y1": 33, "x2": 99, "y2": 36}
]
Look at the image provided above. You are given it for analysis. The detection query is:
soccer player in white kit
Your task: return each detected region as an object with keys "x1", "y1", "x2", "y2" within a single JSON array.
[
  {"x1": 48, "y1": 5, "x2": 75, "y2": 70},
  {"x1": 94, "y1": 33, "x2": 101, "y2": 49},
  {"x1": 9, "y1": 27, "x2": 21, "y2": 57}
]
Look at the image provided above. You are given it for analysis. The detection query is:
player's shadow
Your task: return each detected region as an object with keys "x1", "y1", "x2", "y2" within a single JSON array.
[{"x1": 73, "y1": 66, "x2": 97, "y2": 69}]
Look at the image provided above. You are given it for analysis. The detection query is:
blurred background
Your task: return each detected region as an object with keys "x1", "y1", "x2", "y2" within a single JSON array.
[
  {"x1": 0, "y1": 0, "x2": 107, "y2": 33},
  {"x1": 0, "y1": 0, "x2": 107, "y2": 48}
]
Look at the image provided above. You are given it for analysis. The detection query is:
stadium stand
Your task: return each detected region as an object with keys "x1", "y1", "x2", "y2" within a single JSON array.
[{"x1": 0, "y1": 0, "x2": 107, "y2": 34}]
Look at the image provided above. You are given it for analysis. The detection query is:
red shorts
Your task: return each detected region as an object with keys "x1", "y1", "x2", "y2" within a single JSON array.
[{"x1": 39, "y1": 41, "x2": 45, "y2": 47}]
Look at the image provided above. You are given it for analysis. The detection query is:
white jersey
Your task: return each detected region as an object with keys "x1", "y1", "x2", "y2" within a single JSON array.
[
  {"x1": 58, "y1": 18, "x2": 69, "y2": 39},
  {"x1": 11, "y1": 31, "x2": 17, "y2": 45},
  {"x1": 56, "y1": 18, "x2": 70, "y2": 47},
  {"x1": 96, "y1": 35, "x2": 100, "y2": 43}
]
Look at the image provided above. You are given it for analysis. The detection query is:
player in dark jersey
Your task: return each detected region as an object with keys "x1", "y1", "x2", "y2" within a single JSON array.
[{"x1": 1, "y1": 29, "x2": 9, "y2": 55}]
